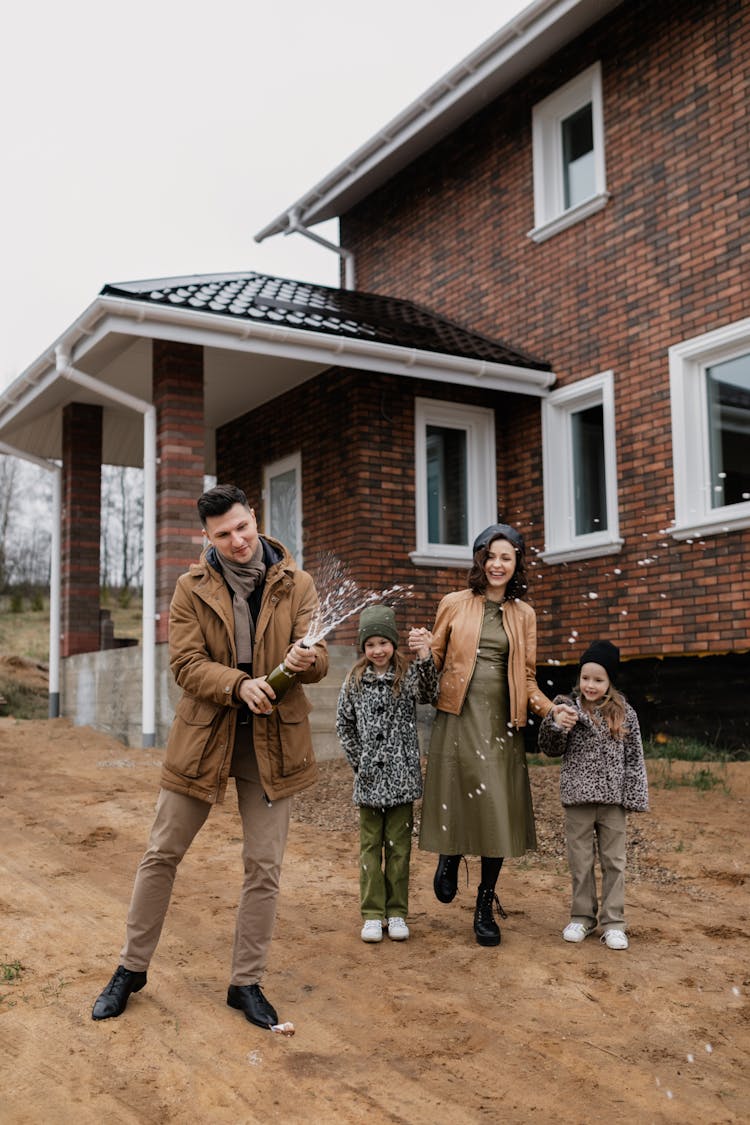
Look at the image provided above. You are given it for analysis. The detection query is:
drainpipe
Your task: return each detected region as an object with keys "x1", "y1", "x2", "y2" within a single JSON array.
[
  {"x1": 0, "y1": 441, "x2": 62, "y2": 717},
  {"x1": 55, "y1": 348, "x2": 157, "y2": 748},
  {"x1": 283, "y1": 209, "x2": 356, "y2": 290}
]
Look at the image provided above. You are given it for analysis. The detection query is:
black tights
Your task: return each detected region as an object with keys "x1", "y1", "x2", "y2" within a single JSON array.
[{"x1": 480, "y1": 856, "x2": 504, "y2": 889}]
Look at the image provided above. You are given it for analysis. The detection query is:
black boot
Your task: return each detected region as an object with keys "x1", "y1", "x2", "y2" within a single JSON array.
[
  {"x1": 473, "y1": 884, "x2": 506, "y2": 947},
  {"x1": 433, "y1": 854, "x2": 462, "y2": 903}
]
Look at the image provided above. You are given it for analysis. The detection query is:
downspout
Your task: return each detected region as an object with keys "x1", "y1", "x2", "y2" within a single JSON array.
[
  {"x1": 0, "y1": 440, "x2": 62, "y2": 717},
  {"x1": 282, "y1": 209, "x2": 357, "y2": 290},
  {"x1": 55, "y1": 347, "x2": 157, "y2": 748}
]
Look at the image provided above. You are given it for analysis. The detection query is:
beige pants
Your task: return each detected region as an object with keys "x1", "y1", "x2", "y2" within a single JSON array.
[
  {"x1": 564, "y1": 803, "x2": 626, "y2": 931},
  {"x1": 120, "y1": 739, "x2": 291, "y2": 985}
]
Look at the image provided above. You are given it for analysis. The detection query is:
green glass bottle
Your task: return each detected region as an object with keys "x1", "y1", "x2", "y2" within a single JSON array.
[{"x1": 264, "y1": 660, "x2": 298, "y2": 705}]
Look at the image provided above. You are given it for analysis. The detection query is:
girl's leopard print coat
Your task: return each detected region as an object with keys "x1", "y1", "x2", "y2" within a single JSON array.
[
  {"x1": 336, "y1": 656, "x2": 439, "y2": 808},
  {"x1": 538, "y1": 694, "x2": 649, "y2": 811}
]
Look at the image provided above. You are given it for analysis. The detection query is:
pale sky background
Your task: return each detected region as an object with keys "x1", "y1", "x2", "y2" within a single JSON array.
[{"x1": 0, "y1": 0, "x2": 530, "y2": 390}]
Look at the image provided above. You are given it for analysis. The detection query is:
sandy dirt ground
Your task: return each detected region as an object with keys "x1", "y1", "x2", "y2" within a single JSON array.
[{"x1": 0, "y1": 710, "x2": 748, "y2": 1125}]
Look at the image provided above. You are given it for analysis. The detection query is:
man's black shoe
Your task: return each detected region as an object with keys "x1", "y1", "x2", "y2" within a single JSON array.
[
  {"x1": 227, "y1": 983, "x2": 278, "y2": 1029},
  {"x1": 91, "y1": 966, "x2": 147, "y2": 1021}
]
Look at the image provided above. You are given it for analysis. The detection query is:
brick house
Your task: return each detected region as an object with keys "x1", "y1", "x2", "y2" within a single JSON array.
[{"x1": 1, "y1": 0, "x2": 747, "y2": 749}]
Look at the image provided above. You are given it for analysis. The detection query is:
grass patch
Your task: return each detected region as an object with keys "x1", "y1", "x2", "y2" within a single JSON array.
[
  {"x1": 648, "y1": 759, "x2": 731, "y2": 794},
  {"x1": 1, "y1": 960, "x2": 23, "y2": 982},
  {"x1": 0, "y1": 674, "x2": 49, "y2": 720},
  {"x1": 643, "y1": 735, "x2": 743, "y2": 762}
]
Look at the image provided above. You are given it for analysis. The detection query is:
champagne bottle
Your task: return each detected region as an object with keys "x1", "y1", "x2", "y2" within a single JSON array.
[{"x1": 264, "y1": 660, "x2": 298, "y2": 705}]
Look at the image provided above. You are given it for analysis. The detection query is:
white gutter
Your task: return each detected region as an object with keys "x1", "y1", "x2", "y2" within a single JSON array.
[
  {"x1": 54, "y1": 347, "x2": 158, "y2": 748},
  {"x1": 284, "y1": 209, "x2": 356, "y2": 290},
  {"x1": 0, "y1": 440, "x2": 62, "y2": 718}
]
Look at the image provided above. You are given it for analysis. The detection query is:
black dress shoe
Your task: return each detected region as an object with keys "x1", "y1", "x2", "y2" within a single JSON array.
[
  {"x1": 92, "y1": 965, "x2": 147, "y2": 1020},
  {"x1": 433, "y1": 854, "x2": 462, "y2": 903},
  {"x1": 227, "y1": 983, "x2": 278, "y2": 1029}
]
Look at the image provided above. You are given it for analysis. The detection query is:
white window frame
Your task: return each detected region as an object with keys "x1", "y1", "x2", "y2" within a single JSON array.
[
  {"x1": 669, "y1": 319, "x2": 750, "y2": 539},
  {"x1": 262, "y1": 451, "x2": 303, "y2": 565},
  {"x1": 540, "y1": 370, "x2": 622, "y2": 564},
  {"x1": 411, "y1": 398, "x2": 497, "y2": 567},
  {"x1": 529, "y1": 62, "x2": 609, "y2": 244}
]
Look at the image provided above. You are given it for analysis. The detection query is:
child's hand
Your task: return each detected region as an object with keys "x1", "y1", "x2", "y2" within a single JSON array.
[
  {"x1": 552, "y1": 702, "x2": 577, "y2": 731},
  {"x1": 408, "y1": 627, "x2": 433, "y2": 659}
]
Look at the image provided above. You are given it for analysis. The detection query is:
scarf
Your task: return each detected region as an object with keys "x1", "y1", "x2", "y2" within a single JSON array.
[{"x1": 219, "y1": 541, "x2": 266, "y2": 665}]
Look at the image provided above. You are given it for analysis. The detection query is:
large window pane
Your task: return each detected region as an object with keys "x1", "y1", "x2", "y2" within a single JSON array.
[
  {"x1": 562, "y1": 103, "x2": 595, "y2": 209},
  {"x1": 426, "y1": 425, "x2": 467, "y2": 545},
  {"x1": 707, "y1": 354, "x2": 750, "y2": 508},
  {"x1": 571, "y1": 404, "x2": 607, "y2": 534}
]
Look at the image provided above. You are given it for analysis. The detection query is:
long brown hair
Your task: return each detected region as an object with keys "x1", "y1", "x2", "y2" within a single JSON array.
[
  {"x1": 575, "y1": 680, "x2": 628, "y2": 739},
  {"x1": 344, "y1": 648, "x2": 410, "y2": 695},
  {"x1": 467, "y1": 535, "x2": 529, "y2": 601}
]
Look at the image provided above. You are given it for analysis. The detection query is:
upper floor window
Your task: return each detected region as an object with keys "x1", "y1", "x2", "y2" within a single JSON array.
[
  {"x1": 411, "y1": 398, "x2": 497, "y2": 567},
  {"x1": 541, "y1": 370, "x2": 622, "y2": 564},
  {"x1": 669, "y1": 321, "x2": 750, "y2": 539},
  {"x1": 529, "y1": 62, "x2": 609, "y2": 243}
]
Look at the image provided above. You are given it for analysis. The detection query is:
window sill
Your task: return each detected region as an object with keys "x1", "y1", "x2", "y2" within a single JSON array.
[
  {"x1": 409, "y1": 550, "x2": 472, "y2": 569},
  {"x1": 670, "y1": 509, "x2": 750, "y2": 540},
  {"x1": 528, "y1": 192, "x2": 610, "y2": 244},
  {"x1": 539, "y1": 538, "x2": 623, "y2": 565}
]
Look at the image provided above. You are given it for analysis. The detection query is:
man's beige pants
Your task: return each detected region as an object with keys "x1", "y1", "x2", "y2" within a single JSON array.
[
  {"x1": 564, "y1": 803, "x2": 626, "y2": 931},
  {"x1": 120, "y1": 738, "x2": 291, "y2": 985}
]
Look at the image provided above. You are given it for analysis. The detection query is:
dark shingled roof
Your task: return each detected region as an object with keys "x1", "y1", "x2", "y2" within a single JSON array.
[{"x1": 101, "y1": 271, "x2": 550, "y2": 371}]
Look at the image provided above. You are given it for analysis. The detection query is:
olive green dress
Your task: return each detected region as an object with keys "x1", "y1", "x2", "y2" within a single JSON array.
[{"x1": 419, "y1": 601, "x2": 536, "y2": 857}]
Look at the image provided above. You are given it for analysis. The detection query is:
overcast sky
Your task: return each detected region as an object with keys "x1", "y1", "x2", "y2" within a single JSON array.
[{"x1": 0, "y1": 1, "x2": 531, "y2": 390}]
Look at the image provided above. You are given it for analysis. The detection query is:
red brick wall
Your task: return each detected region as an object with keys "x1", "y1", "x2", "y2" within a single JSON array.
[
  {"x1": 217, "y1": 369, "x2": 534, "y2": 645},
  {"x1": 337, "y1": 0, "x2": 750, "y2": 663},
  {"x1": 153, "y1": 340, "x2": 206, "y2": 641},
  {"x1": 61, "y1": 402, "x2": 102, "y2": 657}
]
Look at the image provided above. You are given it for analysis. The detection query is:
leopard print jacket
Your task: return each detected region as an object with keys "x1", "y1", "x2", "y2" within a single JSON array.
[
  {"x1": 336, "y1": 656, "x2": 439, "y2": 808},
  {"x1": 538, "y1": 694, "x2": 649, "y2": 811}
]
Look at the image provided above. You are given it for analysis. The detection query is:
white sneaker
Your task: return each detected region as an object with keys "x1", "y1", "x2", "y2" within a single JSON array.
[
  {"x1": 361, "y1": 919, "x2": 383, "y2": 943},
  {"x1": 562, "y1": 921, "x2": 596, "y2": 943},
  {"x1": 387, "y1": 917, "x2": 409, "y2": 941},
  {"x1": 601, "y1": 928, "x2": 629, "y2": 950}
]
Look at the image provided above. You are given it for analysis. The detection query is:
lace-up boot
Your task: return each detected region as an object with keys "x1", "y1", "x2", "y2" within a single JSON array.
[{"x1": 473, "y1": 884, "x2": 505, "y2": 947}]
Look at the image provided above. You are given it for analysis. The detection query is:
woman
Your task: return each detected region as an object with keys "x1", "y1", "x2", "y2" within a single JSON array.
[{"x1": 419, "y1": 523, "x2": 575, "y2": 947}]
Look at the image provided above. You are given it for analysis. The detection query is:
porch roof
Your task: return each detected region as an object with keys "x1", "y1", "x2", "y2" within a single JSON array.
[{"x1": 0, "y1": 270, "x2": 554, "y2": 474}]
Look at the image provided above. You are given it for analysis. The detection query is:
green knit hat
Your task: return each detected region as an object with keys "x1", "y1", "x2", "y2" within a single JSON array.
[{"x1": 358, "y1": 604, "x2": 399, "y2": 650}]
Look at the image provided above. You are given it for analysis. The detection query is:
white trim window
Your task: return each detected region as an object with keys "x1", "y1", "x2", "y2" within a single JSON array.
[
  {"x1": 263, "y1": 451, "x2": 303, "y2": 564},
  {"x1": 411, "y1": 398, "x2": 497, "y2": 567},
  {"x1": 529, "y1": 62, "x2": 609, "y2": 243},
  {"x1": 541, "y1": 371, "x2": 622, "y2": 564},
  {"x1": 669, "y1": 320, "x2": 750, "y2": 539}
]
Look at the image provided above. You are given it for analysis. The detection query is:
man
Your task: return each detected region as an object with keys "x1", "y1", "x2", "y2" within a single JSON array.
[{"x1": 92, "y1": 484, "x2": 328, "y2": 1029}]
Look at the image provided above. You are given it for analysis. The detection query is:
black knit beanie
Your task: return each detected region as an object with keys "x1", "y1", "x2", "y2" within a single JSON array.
[
  {"x1": 579, "y1": 639, "x2": 620, "y2": 682},
  {"x1": 358, "y1": 605, "x2": 399, "y2": 650}
]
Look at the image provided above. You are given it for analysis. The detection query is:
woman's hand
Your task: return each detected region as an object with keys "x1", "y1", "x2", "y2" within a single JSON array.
[{"x1": 408, "y1": 627, "x2": 433, "y2": 660}]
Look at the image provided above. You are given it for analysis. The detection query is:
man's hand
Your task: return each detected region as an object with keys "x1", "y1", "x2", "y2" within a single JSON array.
[
  {"x1": 238, "y1": 677, "x2": 276, "y2": 714},
  {"x1": 282, "y1": 642, "x2": 317, "y2": 673}
]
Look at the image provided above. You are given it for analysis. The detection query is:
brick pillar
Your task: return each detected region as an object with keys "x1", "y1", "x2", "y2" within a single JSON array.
[
  {"x1": 61, "y1": 403, "x2": 103, "y2": 657},
  {"x1": 153, "y1": 340, "x2": 206, "y2": 643}
]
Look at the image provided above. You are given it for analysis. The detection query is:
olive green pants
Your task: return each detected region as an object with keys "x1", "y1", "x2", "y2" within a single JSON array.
[{"x1": 359, "y1": 803, "x2": 413, "y2": 920}]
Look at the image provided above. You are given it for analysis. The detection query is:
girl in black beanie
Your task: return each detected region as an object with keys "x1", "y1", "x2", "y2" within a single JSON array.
[{"x1": 538, "y1": 639, "x2": 649, "y2": 951}]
